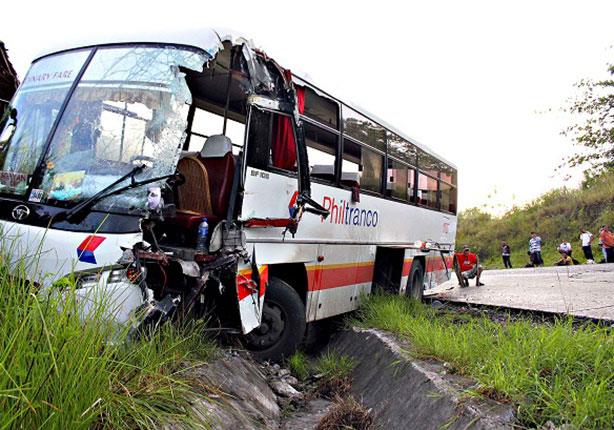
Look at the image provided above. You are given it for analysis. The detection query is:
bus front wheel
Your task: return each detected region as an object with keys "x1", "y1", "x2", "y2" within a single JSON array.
[
  {"x1": 245, "y1": 276, "x2": 306, "y2": 362},
  {"x1": 407, "y1": 261, "x2": 425, "y2": 301}
]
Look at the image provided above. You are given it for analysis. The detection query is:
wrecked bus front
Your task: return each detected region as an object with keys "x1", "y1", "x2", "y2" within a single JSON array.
[
  {"x1": 0, "y1": 45, "x2": 206, "y2": 283},
  {"x1": 0, "y1": 32, "x2": 309, "y2": 361}
]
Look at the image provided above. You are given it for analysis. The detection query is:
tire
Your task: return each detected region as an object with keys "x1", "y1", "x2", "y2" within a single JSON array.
[
  {"x1": 245, "y1": 276, "x2": 306, "y2": 362},
  {"x1": 406, "y1": 261, "x2": 425, "y2": 301}
]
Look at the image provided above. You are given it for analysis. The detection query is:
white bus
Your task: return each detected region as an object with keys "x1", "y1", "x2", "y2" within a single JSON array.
[{"x1": 0, "y1": 29, "x2": 457, "y2": 360}]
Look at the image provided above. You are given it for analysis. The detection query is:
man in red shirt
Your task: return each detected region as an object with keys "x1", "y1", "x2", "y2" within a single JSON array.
[{"x1": 455, "y1": 246, "x2": 484, "y2": 287}]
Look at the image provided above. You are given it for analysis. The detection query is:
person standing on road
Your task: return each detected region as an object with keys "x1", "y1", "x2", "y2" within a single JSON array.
[
  {"x1": 599, "y1": 225, "x2": 614, "y2": 263},
  {"x1": 455, "y1": 246, "x2": 484, "y2": 287},
  {"x1": 598, "y1": 226, "x2": 608, "y2": 263},
  {"x1": 529, "y1": 232, "x2": 544, "y2": 266},
  {"x1": 579, "y1": 229, "x2": 595, "y2": 264},
  {"x1": 501, "y1": 241, "x2": 512, "y2": 268}
]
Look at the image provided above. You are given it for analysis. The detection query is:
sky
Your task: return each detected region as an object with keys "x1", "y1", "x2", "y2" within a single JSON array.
[{"x1": 2, "y1": 0, "x2": 613, "y2": 213}]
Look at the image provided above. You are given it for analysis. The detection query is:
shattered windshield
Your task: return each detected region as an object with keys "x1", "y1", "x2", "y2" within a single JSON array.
[
  {"x1": 37, "y1": 46, "x2": 206, "y2": 212},
  {"x1": 0, "y1": 50, "x2": 92, "y2": 195},
  {"x1": 0, "y1": 45, "x2": 207, "y2": 214}
]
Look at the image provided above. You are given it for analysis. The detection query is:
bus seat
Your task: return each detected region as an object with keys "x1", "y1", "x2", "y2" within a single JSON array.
[
  {"x1": 199, "y1": 135, "x2": 235, "y2": 218},
  {"x1": 176, "y1": 155, "x2": 213, "y2": 215}
]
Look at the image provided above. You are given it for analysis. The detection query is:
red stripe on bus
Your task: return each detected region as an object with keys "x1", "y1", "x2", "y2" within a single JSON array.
[
  {"x1": 305, "y1": 256, "x2": 454, "y2": 293},
  {"x1": 307, "y1": 263, "x2": 374, "y2": 291},
  {"x1": 427, "y1": 256, "x2": 454, "y2": 272}
]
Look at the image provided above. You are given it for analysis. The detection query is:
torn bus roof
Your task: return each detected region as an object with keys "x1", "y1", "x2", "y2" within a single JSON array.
[{"x1": 32, "y1": 28, "x2": 258, "y2": 63}]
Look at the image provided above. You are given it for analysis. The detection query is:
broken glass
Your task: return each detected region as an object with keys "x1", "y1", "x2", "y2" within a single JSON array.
[
  {"x1": 0, "y1": 50, "x2": 92, "y2": 196},
  {"x1": 37, "y1": 46, "x2": 207, "y2": 213}
]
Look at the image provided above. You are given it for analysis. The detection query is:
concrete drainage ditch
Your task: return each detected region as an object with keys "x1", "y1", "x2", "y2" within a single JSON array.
[
  {"x1": 328, "y1": 327, "x2": 516, "y2": 429},
  {"x1": 185, "y1": 328, "x2": 516, "y2": 429}
]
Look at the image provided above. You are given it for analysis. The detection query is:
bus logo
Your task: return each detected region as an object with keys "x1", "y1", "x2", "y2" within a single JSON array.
[
  {"x1": 11, "y1": 205, "x2": 30, "y2": 221},
  {"x1": 321, "y1": 196, "x2": 379, "y2": 227},
  {"x1": 77, "y1": 235, "x2": 106, "y2": 264}
]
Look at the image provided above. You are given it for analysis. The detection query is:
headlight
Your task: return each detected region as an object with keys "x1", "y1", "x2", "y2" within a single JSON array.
[
  {"x1": 107, "y1": 269, "x2": 127, "y2": 284},
  {"x1": 77, "y1": 273, "x2": 102, "y2": 289}
]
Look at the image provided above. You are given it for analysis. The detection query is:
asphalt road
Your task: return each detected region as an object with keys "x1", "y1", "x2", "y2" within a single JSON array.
[{"x1": 426, "y1": 263, "x2": 614, "y2": 321}]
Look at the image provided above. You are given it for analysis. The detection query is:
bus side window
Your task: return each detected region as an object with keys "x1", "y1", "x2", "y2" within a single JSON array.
[
  {"x1": 305, "y1": 122, "x2": 337, "y2": 184},
  {"x1": 246, "y1": 109, "x2": 299, "y2": 173},
  {"x1": 188, "y1": 108, "x2": 245, "y2": 155},
  {"x1": 417, "y1": 172, "x2": 438, "y2": 208},
  {"x1": 342, "y1": 138, "x2": 383, "y2": 194},
  {"x1": 408, "y1": 167, "x2": 417, "y2": 203},
  {"x1": 387, "y1": 159, "x2": 408, "y2": 200}
]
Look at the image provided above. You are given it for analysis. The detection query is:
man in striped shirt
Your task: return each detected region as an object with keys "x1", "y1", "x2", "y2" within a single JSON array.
[{"x1": 529, "y1": 232, "x2": 544, "y2": 266}]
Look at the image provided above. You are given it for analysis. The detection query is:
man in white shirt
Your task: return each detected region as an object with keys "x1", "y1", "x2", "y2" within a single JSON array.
[
  {"x1": 579, "y1": 229, "x2": 594, "y2": 264},
  {"x1": 558, "y1": 240, "x2": 572, "y2": 255}
]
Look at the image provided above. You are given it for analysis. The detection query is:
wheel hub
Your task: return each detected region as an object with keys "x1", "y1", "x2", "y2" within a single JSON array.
[{"x1": 246, "y1": 302, "x2": 286, "y2": 350}]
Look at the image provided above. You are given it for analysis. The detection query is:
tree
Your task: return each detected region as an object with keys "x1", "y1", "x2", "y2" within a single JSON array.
[
  {"x1": 0, "y1": 41, "x2": 19, "y2": 113},
  {"x1": 562, "y1": 63, "x2": 614, "y2": 179}
]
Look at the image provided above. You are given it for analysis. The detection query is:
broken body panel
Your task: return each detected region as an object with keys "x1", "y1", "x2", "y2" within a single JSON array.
[{"x1": 0, "y1": 31, "x2": 297, "y2": 337}]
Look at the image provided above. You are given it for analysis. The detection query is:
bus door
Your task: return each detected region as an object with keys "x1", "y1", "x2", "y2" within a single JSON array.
[
  {"x1": 241, "y1": 105, "x2": 302, "y2": 230},
  {"x1": 240, "y1": 102, "x2": 328, "y2": 234}
]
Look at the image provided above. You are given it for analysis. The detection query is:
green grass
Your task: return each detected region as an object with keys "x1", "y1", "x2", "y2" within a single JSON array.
[
  {"x1": 0, "y1": 254, "x2": 215, "y2": 429},
  {"x1": 288, "y1": 351, "x2": 311, "y2": 381},
  {"x1": 314, "y1": 352, "x2": 355, "y2": 383},
  {"x1": 354, "y1": 295, "x2": 614, "y2": 429}
]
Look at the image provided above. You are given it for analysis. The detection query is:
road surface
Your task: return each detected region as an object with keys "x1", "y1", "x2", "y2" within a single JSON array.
[{"x1": 426, "y1": 263, "x2": 614, "y2": 321}]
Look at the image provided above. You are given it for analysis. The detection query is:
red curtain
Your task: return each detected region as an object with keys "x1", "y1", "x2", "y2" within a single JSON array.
[{"x1": 271, "y1": 85, "x2": 304, "y2": 170}]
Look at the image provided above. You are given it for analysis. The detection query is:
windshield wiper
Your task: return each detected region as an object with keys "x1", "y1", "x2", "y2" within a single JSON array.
[
  {"x1": 54, "y1": 165, "x2": 183, "y2": 224},
  {"x1": 54, "y1": 164, "x2": 147, "y2": 224}
]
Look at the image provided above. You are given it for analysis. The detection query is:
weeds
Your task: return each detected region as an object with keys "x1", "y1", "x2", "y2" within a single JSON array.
[
  {"x1": 354, "y1": 294, "x2": 614, "y2": 429},
  {"x1": 288, "y1": 351, "x2": 310, "y2": 381},
  {"x1": 286, "y1": 350, "x2": 356, "y2": 399},
  {"x1": 316, "y1": 395, "x2": 373, "y2": 430},
  {"x1": 314, "y1": 352, "x2": 355, "y2": 399},
  {"x1": 0, "y1": 253, "x2": 214, "y2": 429}
]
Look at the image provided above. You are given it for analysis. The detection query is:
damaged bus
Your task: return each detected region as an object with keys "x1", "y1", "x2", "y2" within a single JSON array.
[{"x1": 0, "y1": 29, "x2": 457, "y2": 360}]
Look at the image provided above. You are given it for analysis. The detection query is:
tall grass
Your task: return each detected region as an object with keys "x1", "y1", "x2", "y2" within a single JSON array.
[
  {"x1": 0, "y1": 253, "x2": 214, "y2": 429},
  {"x1": 355, "y1": 295, "x2": 614, "y2": 429},
  {"x1": 457, "y1": 169, "x2": 614, "y2": 268}
]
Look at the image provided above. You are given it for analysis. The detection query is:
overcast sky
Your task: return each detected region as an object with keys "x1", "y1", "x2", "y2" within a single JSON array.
[{"x1": 3, "y1": 0, "x2": 613, "y2": 213}]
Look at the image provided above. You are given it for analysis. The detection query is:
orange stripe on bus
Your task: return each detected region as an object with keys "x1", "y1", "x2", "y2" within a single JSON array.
[
  {"x1": 307, "y1": 262, "x2": 375, "y2": 291},
  {"x1": 402, "y1": 258, "x2": 413, "y2": 277}
]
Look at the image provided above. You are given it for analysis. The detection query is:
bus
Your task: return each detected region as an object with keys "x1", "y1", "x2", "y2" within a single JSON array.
[{"x1": 0, "y1": 29, "x2": 457, "y2": 361}]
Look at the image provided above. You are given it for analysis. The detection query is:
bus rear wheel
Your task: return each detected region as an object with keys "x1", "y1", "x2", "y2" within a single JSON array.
[
  {"x1": 406, "y1": 261, "x2": 425, "y2": 301},
  {"x1": 245, "y1": 276, "x2": 306, "y2": 362}
]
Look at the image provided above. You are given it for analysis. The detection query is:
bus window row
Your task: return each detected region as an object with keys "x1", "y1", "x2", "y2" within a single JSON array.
[{"x1": 300, "y1": 86, "x2": 457, "y2": 214}]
